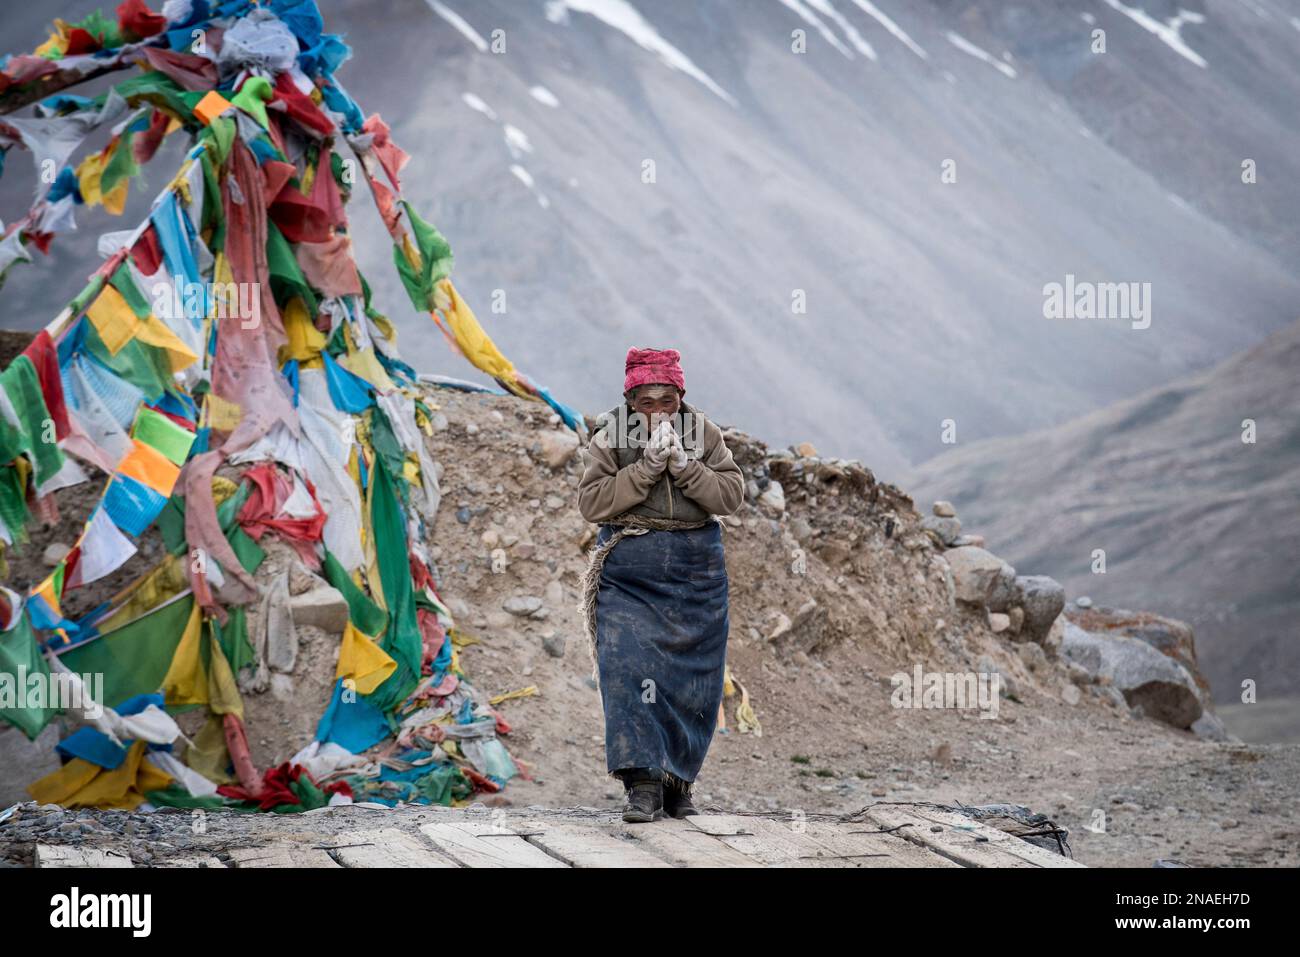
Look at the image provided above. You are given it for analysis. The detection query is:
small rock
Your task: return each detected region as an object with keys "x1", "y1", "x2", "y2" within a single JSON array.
[
  {"x1": 289, "y1": 585, "x2": 348, "y2": 633},
  {"x1": 42, "y1": 543, "x2": 71, "y2": 567},
  {"x1": 504, "y1": 596, "x2": 544, "y2": 617},
  {"x1": 455, "y1": 506, "x2": 471, "y2": 524},
  {"x1": 758, "y1": 481, "x2": 785, "y2": 514},
  {"x1": 1075, "y1": 596, "x2": 1094, "y2": 609},
  {"x1": 544, "y1": 495, "x2": 566, "y2": 510},
  {"x1": 431, "y1": 412, "x2": 449, "y2": 431},
  {"x1": 1016, "y1": 641, "x2": 1047, "y2": 672},
  {"x1": 795, "y1": 442, "x2": 817, "y2": 457},
  {"x1": 1191, "y1": 711, "x2": 1234, "y2": 742},
  {"x1": 767, "y1": 613, "x2": 792, "y2": 641},
  {"x1": 932, "y1": 501, "x2": 957, "y2": 518},
  {"x1": 535, "y1": 430, "x2": 580, "y2": 469},
  {"x1": 989, "y1": 612, "x2": 1011, "y2": 633},
  {"x1": 542, "y1": 633, "x2": 566, "y2": 658},
  {"x1": 921, "y1": 515, "x2": 962, "y2": 546},
  {"x1": 1061, "y1": 683, "x2": 1081, "y2": 705}
]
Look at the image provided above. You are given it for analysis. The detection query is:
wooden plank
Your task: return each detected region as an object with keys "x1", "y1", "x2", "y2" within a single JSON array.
[
  {"x1": 619, "y1": 818, "x2": 762, "y2": 868},
  {"x1": 685, "y1": 814, "x2": 855, "y2": 867},
  {"x1": 418, "y1": 821, "x2": 569, "y2": 868},
  {"x1": 157, "y1": 855, "x2": 227, "y2": 868},
  {"x1": 800, "y1": 820, "x2": 962, "y2": 868},
  {"x1": 519, "y1": 820, "x2": 672, "y2": 868},
  {"x1": 864, "y1": 805, "x2": 1084, "y2": 868},
  {"x1": 35, "y1": 844, "x2": 133, "y2": 868},
  {"x1": 325, "y1": 828, "x2": 457, "y2": 868},
  {"x1": 228, "y1": 843, "x2": 341, "y2": 868}
]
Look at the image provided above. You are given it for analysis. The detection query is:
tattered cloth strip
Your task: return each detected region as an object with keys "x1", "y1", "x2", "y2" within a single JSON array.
[
  {"x1": 217, "y1": 761, "x2": 352, "y2": 812},
  {"x1": 236, "y1": 463, "x2": 325, "y2": 567}
]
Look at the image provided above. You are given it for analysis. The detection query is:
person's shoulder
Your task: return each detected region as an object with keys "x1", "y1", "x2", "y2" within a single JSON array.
[
  {"x1": 679, "y1": 405, "x2": 723, "y2": 452},
  {"x1": 587, "y1": 405, "x2": 624, "y2": 451}
]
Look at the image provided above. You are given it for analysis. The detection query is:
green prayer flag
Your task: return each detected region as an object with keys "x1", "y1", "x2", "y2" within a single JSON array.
[
  {"x1": 366, "y1": 459, "x2": 421, "y2": 710},
  {"x1": 82, "y1": 317, "x2": 172, "y2": 403},
  {"x1": 132, "y1": 407, "x2": 196, "y2": 466},
  {"x1": 321, "y1": 550, "x2": 389, "y2": 639},
  {"x1": 59, "y1": 594, "x2": 194, "y2": 710},
  {"x1": 392, "y1": 200, "x2": 453, "y2": 312},
  {"x1": 0, "y1": 467, "x2": 29, "y2": 544},
  {"x1": 100, "y1": 130, "x2": 140, "y2": 196},
  {"x1": 0, "y1": 611, "x2": 58, "y2": 740},
  {"x1": 266, "y1": 221, "x2": 318, "y2": 314},
  {"x1": 212, "y1": 606, "x2": 255, "y2": 675},
  {"x1": 0, "y1": 355, "x2": 65, "y2": 487},
  {"x1": 109, "y1": 262, "x2": 153, "y2": 319}
]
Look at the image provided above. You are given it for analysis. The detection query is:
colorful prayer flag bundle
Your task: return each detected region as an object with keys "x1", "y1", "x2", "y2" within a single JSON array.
[{"x1": 0, "y1": 0, "x2": 567, "y2": 811}]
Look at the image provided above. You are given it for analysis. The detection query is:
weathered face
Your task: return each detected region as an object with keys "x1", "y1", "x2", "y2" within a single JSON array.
[{"x1": 627, "y1": 384, "x2": 681, "y2": 418}]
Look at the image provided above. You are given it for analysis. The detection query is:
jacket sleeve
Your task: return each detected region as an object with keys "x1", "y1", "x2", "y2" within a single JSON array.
[
  {"x1": 577, "y1": 427, "x2": 662, "y2": 523},
  {"x1": 672, "y1": 417, "x2": 745, "y2": 517}
]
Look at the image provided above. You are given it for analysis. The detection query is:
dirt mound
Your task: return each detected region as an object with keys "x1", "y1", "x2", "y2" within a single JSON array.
[{"x1": 4, "y1": 384, "x2": 1298, "y2": 867}]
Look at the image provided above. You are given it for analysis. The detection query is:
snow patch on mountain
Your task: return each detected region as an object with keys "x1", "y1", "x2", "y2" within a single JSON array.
[
  {"x1": 849, "y1": 0, "x2": 927, "y2": 59},
  {"x1": 777, "y1": 0, "x2": 852, "y2": 58},
  {"x1": 529, "y1": 85, "x2": 561, "y2": 108},
  {"x1": 426, "y1": 0, "x2": 488, "y2": 53},
  {"x1": 1101, "y1": 0, "x2": 1207, "y2": 68},
  {"x1": 946, "y1": 31, "x2": 1017, "y2": 78},
  {"x1": 461, "y1": 92, "x2": 498, "y2": 120},
  {"x1": 545, "y1": 0, "x2": 736, "y2": 104},
  {"x1": 503, "y1": 124, "x2": 534, "y2": 158},
  {"x1": 807, "y1": 0, "x2": 877, "y2": 60},
  {"x1": 510, "y1": 163, "x2": 551, "y2": 209}
]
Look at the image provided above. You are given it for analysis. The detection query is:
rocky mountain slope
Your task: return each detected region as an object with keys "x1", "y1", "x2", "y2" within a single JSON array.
[
  {"x1": 4, "y1": 0, "x2": 1300, "y2": 478},
  {"x1": 4, "y1": 380, "x2": 1295, "y2": 867},
  {"x1": 907, "y1": 316, "x2": 1300, "y2": 730}
]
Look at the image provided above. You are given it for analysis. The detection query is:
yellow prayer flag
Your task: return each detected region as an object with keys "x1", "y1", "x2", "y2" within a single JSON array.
[
  {"x1": 205, "y1": 392, "x2": 244, "y2": 432},
  {"x1": 86, "y1": 283, "x2": 140, "y2": 355},
  {"x1": 161, "y1": 602, "x2": 207, "y2": 707},
  {"x1": 136, "y1": 315, "x2": 199, "y2": 372},
  {"x1": 335, "y1": 622, "x2": 397, "y2": 696}
]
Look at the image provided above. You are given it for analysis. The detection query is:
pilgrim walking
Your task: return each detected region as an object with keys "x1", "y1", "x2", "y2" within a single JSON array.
[{"x1": 578, "y1": 347, "x2": 744, "y2": 822}]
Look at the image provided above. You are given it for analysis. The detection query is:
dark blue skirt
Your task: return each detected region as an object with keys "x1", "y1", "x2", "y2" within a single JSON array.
[{"x1": 594, "y1": 522, "x2": 730, "y2": 782}]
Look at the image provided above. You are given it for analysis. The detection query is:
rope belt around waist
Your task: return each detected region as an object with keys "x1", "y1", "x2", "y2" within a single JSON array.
[{"x1": 579, "y1": 515, "x2": 717, "y2": 687}]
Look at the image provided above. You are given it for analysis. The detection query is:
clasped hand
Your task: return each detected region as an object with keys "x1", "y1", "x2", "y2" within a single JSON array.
[{"x1": 642, "y1": 420, "x2": 689, "y2": 476}]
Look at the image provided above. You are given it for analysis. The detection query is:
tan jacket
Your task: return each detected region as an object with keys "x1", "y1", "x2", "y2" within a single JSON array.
[{"x1": 577, "y1": 408, "x2": 745, "y2": 523}]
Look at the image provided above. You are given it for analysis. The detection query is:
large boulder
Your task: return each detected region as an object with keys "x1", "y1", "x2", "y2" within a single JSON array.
[
  {"x1": 945, "y1": 546, "x2": 1015, "y2": 607},
  {"x1": 1064, "y1": 605, "x2": 1211, "y2": 700},
  {"x1": 1060, "y1": 621, "x2": 1202, "y2": 728},
  {"x1": 1015, "y1": 575, "x2": 1066, "y2": 644}
]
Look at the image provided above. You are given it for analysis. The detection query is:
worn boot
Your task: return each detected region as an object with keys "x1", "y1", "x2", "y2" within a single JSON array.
[
  {"x1": 663, "y1": 773, "x2": 698, "y2": 818},
  {"x1": 619, "y1": 767, "x2": 664, "y2": 823}
]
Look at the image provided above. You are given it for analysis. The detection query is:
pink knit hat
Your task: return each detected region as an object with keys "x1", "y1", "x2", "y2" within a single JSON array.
[{"x1": 624, "y1": 347, "x2": 685, "y2": 394}]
